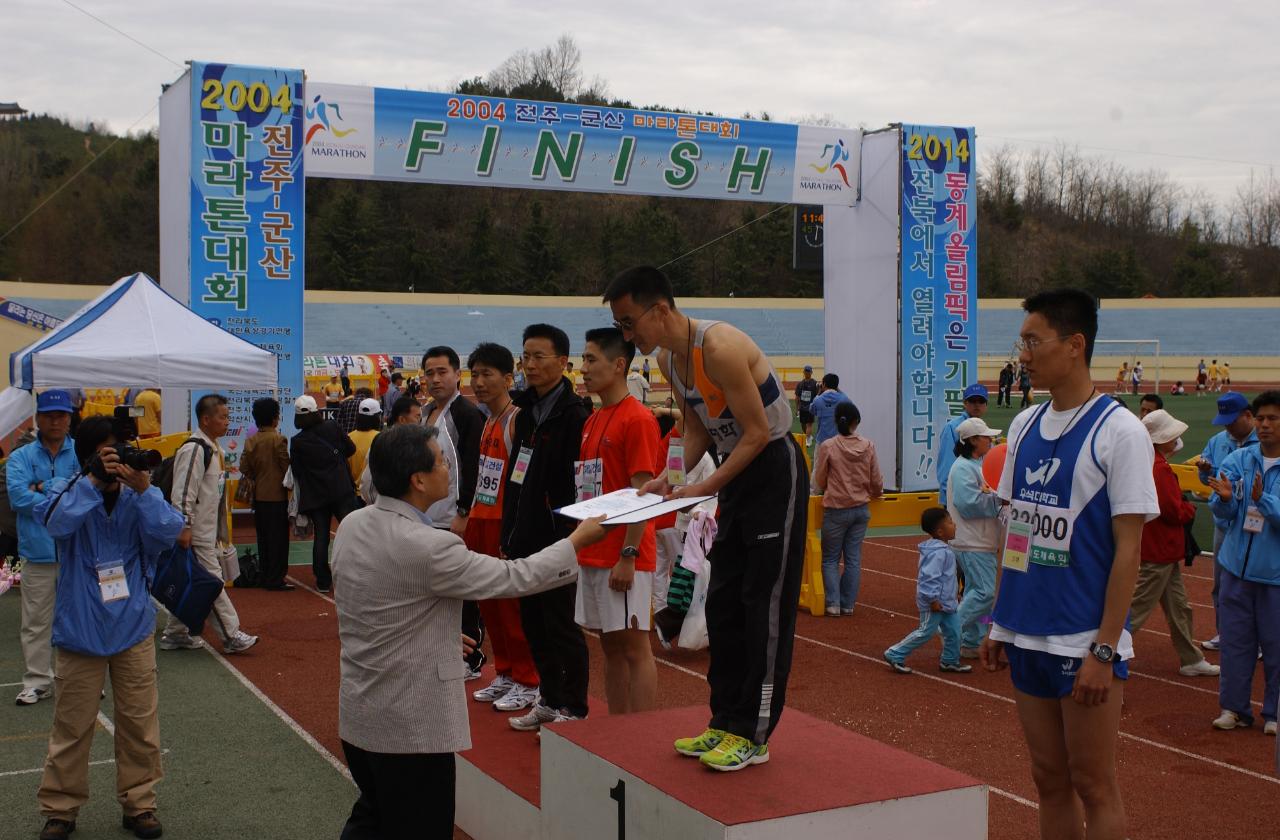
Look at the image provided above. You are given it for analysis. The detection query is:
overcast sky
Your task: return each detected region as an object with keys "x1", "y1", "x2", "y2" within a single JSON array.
[{"x1": 6, "y1": 0, "x2": 1277, "y2": 208}]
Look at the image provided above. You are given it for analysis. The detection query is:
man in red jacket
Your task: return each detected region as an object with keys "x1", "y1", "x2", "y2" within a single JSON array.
[{"x1": 1132, "y1": 409, "x2": 1220, "y2": 677}]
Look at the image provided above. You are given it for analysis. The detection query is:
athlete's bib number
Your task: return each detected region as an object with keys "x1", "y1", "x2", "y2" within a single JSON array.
[
  {"x1": 1007, "y1": 501, "x2": 1073, "y2": 567},
  {"x1": 475, "y1": 455, "x2": 504, "y2": 506},
  {"x1": 575, "y1": 458, "x2": 603, "y2": 503}
]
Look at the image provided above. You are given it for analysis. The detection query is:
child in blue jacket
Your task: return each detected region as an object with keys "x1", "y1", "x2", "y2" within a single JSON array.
[{"x1": 884, "y1": 507, "x2": 973, "y2": 675}]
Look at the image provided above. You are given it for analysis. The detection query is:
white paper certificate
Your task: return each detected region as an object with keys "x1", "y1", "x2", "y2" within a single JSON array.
[{"x1": 555, "y1": 488, "x2": 716, "y2": 526}]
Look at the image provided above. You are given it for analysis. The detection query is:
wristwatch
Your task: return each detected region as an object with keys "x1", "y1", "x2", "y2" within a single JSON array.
[
  {"x1": 1089, "y1": 642, "x2": 1117, "y2": 664},
  {"x1": 620, "y1": 546, "x2": 640, "y2": 560}
]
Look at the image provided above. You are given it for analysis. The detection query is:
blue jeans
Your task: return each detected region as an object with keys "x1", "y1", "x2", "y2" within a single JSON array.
[
  {"x1": 955, "y1": 551, "x2": 997, "y2": 650},
  {"x1": 821, "y1": 504, "x2": 870, "y2": 610},
  {"x1": 886, "y1": 608, "x2": 961, "y2": 666}
]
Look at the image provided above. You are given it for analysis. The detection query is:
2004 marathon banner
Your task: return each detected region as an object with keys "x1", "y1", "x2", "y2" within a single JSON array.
[
  {"x1": 303, "y1": 83, "x2": 860, "y2": 205},
  {"x1": 189, "y1": 61, "x2": 305, "y2": 476},
  {"x1": 899, "y1": 125, "x2": 977, "y2": 493}
]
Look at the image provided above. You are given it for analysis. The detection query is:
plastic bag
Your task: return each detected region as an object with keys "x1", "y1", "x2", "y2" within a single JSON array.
[{"x1": 677, "y1": 561, "x2": 710, "y2": 651}]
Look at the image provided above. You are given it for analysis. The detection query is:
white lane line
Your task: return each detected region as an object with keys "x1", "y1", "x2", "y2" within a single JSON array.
[
  {"x1": 0, "y1": 757, "x2": 113, "y2": 778},
  {"x1": 989, "y1": 786, "x2": 1039, "y2": 809},
  {"x1": 287, "y1": 575, "x2": 336, "y2": 606},
  {"x1": 792, "y1": 632, "x2": 1280, "y2": 787},
  {"x1": 201, "y1": 646, "x2": 352, "y2": 785},
  {"x1": 96, "y1": 710, "x2": 115, "y2": 736},
  {"x1": 0, "y1": 681, "x2": 24, "y2": 688}
]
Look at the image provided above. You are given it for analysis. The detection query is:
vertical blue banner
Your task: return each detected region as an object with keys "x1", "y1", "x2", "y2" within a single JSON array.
[
  {"x1": 900, "y1": 125, "x2": 977, "y2": 492},
  {"x1": 189, "y1": 62, "x2": 304, "y2": 476}
]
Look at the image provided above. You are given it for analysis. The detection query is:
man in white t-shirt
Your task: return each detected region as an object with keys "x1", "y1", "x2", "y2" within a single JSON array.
[{"x1": 980, "y1": 289, "x2": 1158, "y2": 839}]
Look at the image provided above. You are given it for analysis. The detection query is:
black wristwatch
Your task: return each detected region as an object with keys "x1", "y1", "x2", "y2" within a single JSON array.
[
  {"x1": 456, "y1": 504, "x2": 470, "y2": 518},
  {"x1": 620, "y1": 546, "x2": 640, "y2": 560},
  {"x1": 1089, "y1": 642, "x2": 1117, "y2": 664}
]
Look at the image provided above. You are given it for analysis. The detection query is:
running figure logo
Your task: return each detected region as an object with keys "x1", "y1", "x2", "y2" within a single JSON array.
[
  {"x1": 305, "y1": 94, "x2": 357, "y2": 144},
  {"x1": 809, "y1": 138, "x2": 852, "y2": 187},
  {"x1": 1024, "y1": 457, "x2": 1062, "y2": 487}
]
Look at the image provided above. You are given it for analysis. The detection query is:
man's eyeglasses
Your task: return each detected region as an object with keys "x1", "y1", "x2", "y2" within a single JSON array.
[
  {"x1": 1013, "y1": 334, "x2": 1076, "y2": 354},
  {"x1": 521, "y1": 352, "x2": 561, "y2": 364},
  {"x1": 612, "y1": 304, "x2": 657, "y2": 332}
]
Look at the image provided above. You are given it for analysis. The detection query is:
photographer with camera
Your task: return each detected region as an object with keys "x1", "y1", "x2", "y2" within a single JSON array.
[{"x1": 31, "y1": 415, "x2": 186, "y2": 840}]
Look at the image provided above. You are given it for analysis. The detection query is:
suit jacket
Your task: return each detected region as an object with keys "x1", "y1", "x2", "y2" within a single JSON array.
[{"x1": 331, "y1": 494, "x2": 579, "y2": 754}]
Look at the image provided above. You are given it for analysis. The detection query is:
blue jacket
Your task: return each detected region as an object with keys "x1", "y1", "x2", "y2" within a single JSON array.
[
  {"x1": 6, "y1": 435, "x2": 79, "y2": 564},
  {"x1": 36, "y1": 477, "x2": 186, "y2": 657},
  {"x1": 916, "y1": 538, "x2": 959, "y2": 612},
  {"x1": 1208, "y1": 446, "x2": 1280, "y2": 586},
  {"x1": 810, "y1": 390, "x2": 850, "y2": 447},
  {"x1": 1200, "y1": 428, "x2": 1258, "y2": 481},
  {"x1": 935, "y1": 415, "x2": 967, "y2": 506}
]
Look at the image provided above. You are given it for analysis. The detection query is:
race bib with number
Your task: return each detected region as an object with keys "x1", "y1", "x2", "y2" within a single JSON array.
[
  {"x1": 575, "y1": 458, "x2": 603, "y2": 503},
  {"x1": 666, "y1": 439, "x2": 686, "y2": 487},
  {"x1": 1002, "y1": 518, "x2": 1031, "y2": 573},
  {"x1": 97, "y1": 564, "x2": 129, "y2": 603},
  {"x1": 510, "y1": 446, "x2": 533, "y2": 486},
  {"x1": 1007, "y1": 500, "x2": 1074, "y2": 568},
  {"x1": 475, "y1": 455, "x2": 505, "y2": 506},
  {"x1": 1244, "y1": 505, "x2": 1265, "y2": 534}
]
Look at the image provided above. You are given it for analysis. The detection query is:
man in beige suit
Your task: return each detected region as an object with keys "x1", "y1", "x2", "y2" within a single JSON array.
[{"x1": 331, "y1": 423, "x2": 607, "y2": 840}]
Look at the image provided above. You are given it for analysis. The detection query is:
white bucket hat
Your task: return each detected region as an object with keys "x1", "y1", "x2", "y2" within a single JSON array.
[
  {"x1": 956, "y1": 417, "x2": 1002, "y2": 441},
  {"x1": 1141, "y1": 409, "x2": 1188, "y2": 445}
]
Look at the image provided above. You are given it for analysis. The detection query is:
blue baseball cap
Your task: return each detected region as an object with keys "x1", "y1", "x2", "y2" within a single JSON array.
[
  {"x1": 36, "y1": 390, "x2": 73, "y2": 414},
  {"x1": 963, "y1": 384, "x2": 989, "y2": 402},
  {"x1": 1212, "y1": 392, "x2": 1250, "y2": 426}
]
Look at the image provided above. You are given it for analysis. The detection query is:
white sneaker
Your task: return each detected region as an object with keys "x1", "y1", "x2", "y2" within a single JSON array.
[
  {"x1": 159, "y1": 633, "x2": 204, "y2": 650},
  {"x1": 493, "y1": 683, "x2": 539, "y2": 712},
  {"x1": 1212, "y1": 709, "x2": 1250, "y2": 730},
  {"x1": 223, "y1": 630, "x2": 259, "y2": 654},
  {"x1": 1201, "y1": 636, "x2": 1220, "y2": 651},
  {"x1": 472, "y1": 675, "x2": 514, "y2": 703},
  {"x1": 464, "y1": 666, "x2": 484, "y2": 682},
  {"x1": 1179, "y1": 660, "x2": 1221, "y2": 677},
  {"x1": 509, "y1": 703, "x2": 559, "y2": 732},
  {"x1": 1265, "y1": 721, "x2": 1277, "y2": 736},
  {"x1": 550, "y1": 708, "x2": 586, "y2": 723},
  {"x1": 14, "y1": 686, "x2": 51, "y2": 706}
]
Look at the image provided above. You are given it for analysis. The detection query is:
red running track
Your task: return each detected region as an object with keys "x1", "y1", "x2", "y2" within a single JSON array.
[{"x1": 210, "y1": 533, "x2": 1279, "y2": 840}]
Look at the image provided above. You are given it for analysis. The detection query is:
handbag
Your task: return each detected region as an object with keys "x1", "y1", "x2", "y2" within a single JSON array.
[
  {"x1": 149, "y1": 546, "x2": 223, "y2": 635},
  {"x1": 234, "y1": 475, "x2": 255, "y2": 504}
]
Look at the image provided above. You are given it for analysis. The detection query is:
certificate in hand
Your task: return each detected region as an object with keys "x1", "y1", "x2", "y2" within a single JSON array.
[{"x1": 555, "y1": 488, "x2": 716, "y2": 526}]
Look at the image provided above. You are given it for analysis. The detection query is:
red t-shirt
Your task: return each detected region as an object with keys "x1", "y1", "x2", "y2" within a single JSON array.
[
  {"x1": 576, "y1": 396, "x2": 660, "y2": 570},
  {"x1": 470, "y1": 403, "x2": 517, "y2": 521}
]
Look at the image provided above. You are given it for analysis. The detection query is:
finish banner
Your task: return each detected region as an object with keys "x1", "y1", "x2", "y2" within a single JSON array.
[
  {"x1": 304, "y1": 82, "x2": 860, "y2": 206},
  {"x1": 899, "y1": 125, "x2": 977, "y2": 493},
  {"x1": 189, "y1": 61, "x2": 305, "y2": 475}
]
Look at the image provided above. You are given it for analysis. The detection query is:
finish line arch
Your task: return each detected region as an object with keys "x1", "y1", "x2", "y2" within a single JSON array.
[{"x1": 158, "y1": 61, "x2": 975, "y2": 491}]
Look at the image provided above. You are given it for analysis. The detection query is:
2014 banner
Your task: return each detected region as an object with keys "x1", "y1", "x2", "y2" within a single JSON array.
[
  {"x1": 189, "y1": 61, "x2": 305, "y2": 475},
  {"x1": 303, "y1": 83, "x2": 860, "y2": 206},
  {"x1": 899, "y1": 124, "x2": 977, "y2": 493}
]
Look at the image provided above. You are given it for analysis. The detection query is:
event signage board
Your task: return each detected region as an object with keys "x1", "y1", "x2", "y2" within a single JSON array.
[
  {"x1": 899, "y1": 125, "x2": 977, "y2": 492},
  {"x1": 304, "y1": 82, "x2": 860, "y2": 206},
  {"x1": 189, "y1": 61, "x2": 305, "y2": 475}
]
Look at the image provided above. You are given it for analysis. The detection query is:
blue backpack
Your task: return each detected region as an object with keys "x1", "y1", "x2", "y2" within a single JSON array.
[{"x1": 149, "y1": 545, "x2": 223, "y2": 635}]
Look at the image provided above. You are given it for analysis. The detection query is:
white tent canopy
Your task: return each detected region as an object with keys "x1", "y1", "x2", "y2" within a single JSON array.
[{"x1": 9, "y1": 272, "x2": 278, "y2": 390}]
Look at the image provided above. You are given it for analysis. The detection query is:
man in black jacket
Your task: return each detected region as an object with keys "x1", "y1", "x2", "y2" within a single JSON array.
[
  {"x1": 502, "y1": 324, "x2": 591, "y2": 731},
  {"x1": 423, "y1": 345, "x2": 487, "y2": 677},
  {"x1": 289, "y1": 395, "x2": 358, "y2": 593}
]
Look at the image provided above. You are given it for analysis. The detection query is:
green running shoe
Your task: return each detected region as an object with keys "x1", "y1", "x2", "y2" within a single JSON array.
[
  {"x1": 674, "y1": 728, "x2": 727, "y2": 757},
  {"x1": 699, "y1": 733, "x2": 770, "y2": 772}
]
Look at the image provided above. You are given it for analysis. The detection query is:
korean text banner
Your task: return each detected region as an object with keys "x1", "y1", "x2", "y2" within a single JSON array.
[
  {"x1": 899, "y1": 125, "x2": 977, "y2": 492},
  {"x1": 304, "y1": 82, "x2": 860, "y2": 206},
  {"x1": 189, "y1": 61, "x2": 305, "y2": 476}
]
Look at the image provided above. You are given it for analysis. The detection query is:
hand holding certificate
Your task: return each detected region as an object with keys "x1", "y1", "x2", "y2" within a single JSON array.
[{"x1": 555, "y1": 488, "x2": 716, "y2": 526}]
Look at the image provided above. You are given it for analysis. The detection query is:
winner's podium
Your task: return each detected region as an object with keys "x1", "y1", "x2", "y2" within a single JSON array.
[{"x1": 457, "y1": 698, "x2": 987, "y2": 840}]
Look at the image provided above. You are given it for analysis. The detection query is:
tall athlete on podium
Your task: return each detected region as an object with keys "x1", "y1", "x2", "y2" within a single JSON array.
[{"x1": 603, "y1": 266, "x2": 807, "y2": 772}]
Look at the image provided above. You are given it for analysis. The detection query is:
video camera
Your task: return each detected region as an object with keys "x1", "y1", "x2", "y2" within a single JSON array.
[{"x1": 85, "y1": 406, "x2": 162, "y2": 482}]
